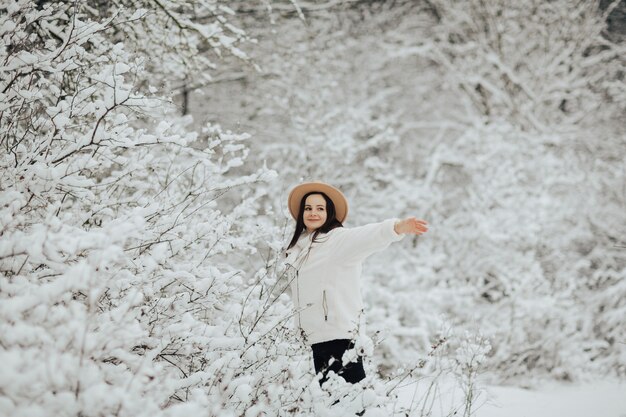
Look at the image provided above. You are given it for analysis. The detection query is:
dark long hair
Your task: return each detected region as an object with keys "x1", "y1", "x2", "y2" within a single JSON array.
[{"x1": 287, "y1": 191, "x2": 343, "y2": 250}]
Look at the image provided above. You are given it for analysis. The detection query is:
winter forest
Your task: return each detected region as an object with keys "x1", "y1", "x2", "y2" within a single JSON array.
[{"x1": 1, "y1": 0, "x2": 625, "y2": 416}]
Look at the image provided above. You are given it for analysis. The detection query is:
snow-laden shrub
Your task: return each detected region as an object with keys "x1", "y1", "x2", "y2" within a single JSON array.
[{"x1": 0, "y1": 2, "x2": 299, "y2": 416}]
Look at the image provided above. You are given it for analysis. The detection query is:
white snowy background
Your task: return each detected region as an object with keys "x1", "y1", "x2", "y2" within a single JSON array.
[{"x1": 1, "y1": 1, "x2": 625, "y2": 416}]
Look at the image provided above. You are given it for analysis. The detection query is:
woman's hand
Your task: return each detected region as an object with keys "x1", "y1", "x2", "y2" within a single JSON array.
[{"x1": 394, "y1": 217, "x2": 428, "y2": 235}]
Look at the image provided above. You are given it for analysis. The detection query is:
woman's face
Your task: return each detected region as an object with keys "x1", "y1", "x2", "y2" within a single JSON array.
[{"x1": 303, "y1": 194, "x2": 327, "y2": 232}]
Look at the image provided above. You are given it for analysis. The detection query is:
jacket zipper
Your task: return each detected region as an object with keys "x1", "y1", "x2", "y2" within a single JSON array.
[
  {"x1": 296, "y1": 270, "x2": 302, "y2": 328},
  {"x1": 322, "y1": 290, "x2": 328, "y2": 321}
]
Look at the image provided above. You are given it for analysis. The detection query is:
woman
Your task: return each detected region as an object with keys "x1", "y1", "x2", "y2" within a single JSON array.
[{"x1": 284, "y1": 181, "x2": 428, "y2": 386}]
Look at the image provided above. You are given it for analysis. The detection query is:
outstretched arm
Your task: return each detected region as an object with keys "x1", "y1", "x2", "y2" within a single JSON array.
[
  {"x1": 394, "y1": 217, "x2": 429, "y2": 235},
  {"x1": 330, "y1": 217, "x2": 428, "y2": 263}
]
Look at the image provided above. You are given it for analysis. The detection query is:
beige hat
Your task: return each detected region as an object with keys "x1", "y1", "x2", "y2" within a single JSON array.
[{"x1": 288, "y1": 181, "x2": 349, "y2": 223}]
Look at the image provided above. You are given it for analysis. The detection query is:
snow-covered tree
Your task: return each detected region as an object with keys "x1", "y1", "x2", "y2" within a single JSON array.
[{"x1": 417, "y1": 0, "x2": 626, "y2": 130}]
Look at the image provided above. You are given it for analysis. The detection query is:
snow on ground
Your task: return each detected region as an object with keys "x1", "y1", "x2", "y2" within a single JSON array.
[
  {"x1": 475, "y1": 380, "x2": 626, "y2": 417},
  {"x1": 393, "y1": 377, "x2": 626, "y2": 417}
]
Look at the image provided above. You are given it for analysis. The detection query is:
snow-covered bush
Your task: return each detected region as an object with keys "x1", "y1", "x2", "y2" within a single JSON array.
[{"x1": 0, "y1": 2, "x2": 313, "y2": 416}]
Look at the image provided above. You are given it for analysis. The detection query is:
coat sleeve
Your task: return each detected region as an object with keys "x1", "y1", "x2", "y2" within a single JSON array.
[{"x1": 330, "y1": 218, "x2": 405, "y2": 263}]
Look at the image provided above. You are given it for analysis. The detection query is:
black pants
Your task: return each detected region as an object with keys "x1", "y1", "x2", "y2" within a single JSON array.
[{"x1": 312, "y1": 339, "x2": 366, "y2": 386}]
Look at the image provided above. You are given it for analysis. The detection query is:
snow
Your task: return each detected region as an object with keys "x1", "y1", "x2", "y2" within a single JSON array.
[
  {"x1": 2, "y1": 1, "x2": 625, "y2": 416},
  {"x1": 475, "y1": 380, "x2": 626, "y2": 417},
  {"x1": 394, "y1": 378, "x2": 626, "y2": 417}
]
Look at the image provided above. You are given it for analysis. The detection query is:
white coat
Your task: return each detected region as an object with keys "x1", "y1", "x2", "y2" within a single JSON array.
[{"x1": 284, "y1": 219, "x2": 404, "y2": 345}]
